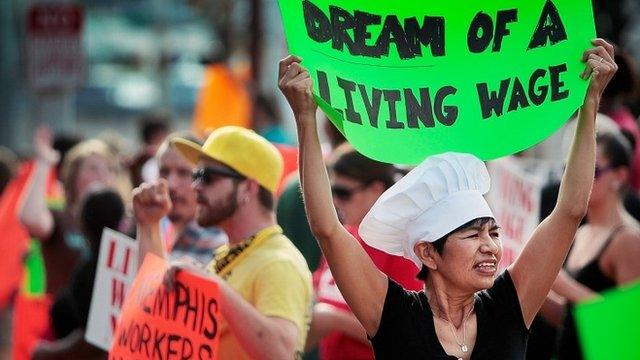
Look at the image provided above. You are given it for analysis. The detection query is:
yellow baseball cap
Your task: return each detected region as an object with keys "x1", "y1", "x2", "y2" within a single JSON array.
[{"x1": 171, "y1": 126, "x2": 284, "y2": 194}]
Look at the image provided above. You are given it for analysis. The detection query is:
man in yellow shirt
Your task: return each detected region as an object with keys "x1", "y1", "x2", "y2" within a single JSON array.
[{"x1": 133, "y1": 126, "x2": 312, "y2": 359}]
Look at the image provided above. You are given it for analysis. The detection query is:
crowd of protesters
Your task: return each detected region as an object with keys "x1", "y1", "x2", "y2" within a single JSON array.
[{"x1": 0, "y1": 32, "x2": 638, "y2": 360}]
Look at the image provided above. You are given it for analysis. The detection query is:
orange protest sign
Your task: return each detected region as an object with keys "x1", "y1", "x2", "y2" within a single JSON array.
[
  {"x1": 109, "y1": 254, "x2": 221, "y2": 360},
  {"x1": 0, "y1": 162, "x2": 35, "y2": 309},
  {"x1": 192, "y1": 64, "x2": 252, "y2": 136}
]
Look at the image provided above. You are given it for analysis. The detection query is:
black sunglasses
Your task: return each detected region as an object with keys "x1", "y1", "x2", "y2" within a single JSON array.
[
  {"x1": 594, "y1": 165, "x2": 613, "y2": 179},
  {"x1": 192, "y1": 166, "x2": 245, "y2": 185},
  {"x1": 331, "y1": 183, "x2": 369, "y2": 201}
]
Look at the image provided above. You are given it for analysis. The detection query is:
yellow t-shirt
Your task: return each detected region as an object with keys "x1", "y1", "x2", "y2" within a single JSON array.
[{"x1": 208, "y1": 225, "x2": 313, "y2": 360}]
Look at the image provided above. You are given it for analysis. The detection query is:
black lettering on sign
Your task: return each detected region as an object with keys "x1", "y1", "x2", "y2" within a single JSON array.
[
  {"x1": 154, "y1": 286, "x2": 171, "y2": 319},
  {"x1": 528, "y1": 0, "x2": 567, "y2": 50},
  {"x1": 139, "y1": 323, "x2": 152, "y2": 358},
  {"x1": 405, "y1": 16, "x2": 445, "y2": 57},
  {"x1": 152, "y1": 328, "x2": 165, "y2": 359},
  {"x1": 528, "y1": 68, "x2": 549, "y2": 105},
  {"x1": 329, "y1": 6, "x2": 357, "y2": 53},
  {"x1": 404, "y1": 88, "x2": 435, "y2": 128},
  {"x1": 383, "y1": 90, "x2": 404, "y2": 129},
  {"x1": 301, "y1": 0, "x2": 445, "y2": 59},
  {"x1": 508, "y1": 77, "x2": 530, "y2": 112},
  {"x1": 549, "y1": 63, "x2": 569, "y2": 101},
  {"x1": 318, "y1": 73, "x2": 462, "y2": 129},
  {"x1": 199, "y1": 344, "x2": 214, "y2": 360},
  {"x1": 197, "y1": 288, "x2": 205, "y2": 333},
  {"x1": 128, "y1": 322, "x2": 140, "y2": 353},
  {"x1": 180, "y1": 337, "x2": 194, "y2": 360},
  {"x1": 375, "y1": 15, "x2": 413, "y2": 59},
  {"x1": 337, "y1": 77, "x2": 362, "y2": 124},
  {"x1": 476, "y1": 64, "x2": 570, "y2": 119},
  {"x1": 468, "y1": 12, "x2": 493, "y2": 53},
  {"x1": 493, "y1": 10, "x2": 517, "y2": 52},
  {"x1": 167, "y1": 334, "x2": 180, "y2": 358},
  {"x1": 359, "y1": 84, "x2": 383, "y2": 128},
  {"x1": 434, "y1": 86, "x2": 458, "y2": 125},
  {"x1": 173, "y1": 281, "x2": 198, "y2": 331},
  {"x1": 317, "y1": 70, "x2": 332, "y2": 104},
  {"x1": 468, "y1": 10, "x2": 518, "y2": 53},
  {"x1": 203, "y1": 298, "x2": 219, "y2": 340},
  {"x1": 303, "y1": 0, "x2": 331, "y2": 43},
  {"x1": 353, "y1": 10, "x2": 382, "y2": 57},
  {"x1": 477, "y1": 79, "x2": 511, "y2": 118}
]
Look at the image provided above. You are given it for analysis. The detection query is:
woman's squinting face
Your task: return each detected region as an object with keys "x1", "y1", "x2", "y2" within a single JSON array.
[
  {"x1": 76, "y1": 154, "x2": 117, "y2": 200},
  {"x1": 436, "y1": 220, "x2": 502, "y2": 292}
]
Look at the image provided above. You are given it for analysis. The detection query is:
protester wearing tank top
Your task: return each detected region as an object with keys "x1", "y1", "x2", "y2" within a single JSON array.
[{"x1": 542, "y1": 132, "x2": 640, "y2": 360}]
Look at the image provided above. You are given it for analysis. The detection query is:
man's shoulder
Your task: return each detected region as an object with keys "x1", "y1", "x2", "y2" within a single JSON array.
[{"x1": 250, "y1": 233, "x2": 311, "y2": 275}]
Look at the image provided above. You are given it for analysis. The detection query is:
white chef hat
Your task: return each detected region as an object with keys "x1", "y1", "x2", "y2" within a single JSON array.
[{"x1": 359, "y1": 152, "x2": 494, "y2": 269}]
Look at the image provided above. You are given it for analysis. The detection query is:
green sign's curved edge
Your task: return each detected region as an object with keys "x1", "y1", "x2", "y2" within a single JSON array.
[{"x1": 279, "y1": 0, "x2": 596, "y2": 164}]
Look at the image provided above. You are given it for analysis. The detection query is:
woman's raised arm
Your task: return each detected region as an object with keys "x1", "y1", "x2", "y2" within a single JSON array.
[
  {"x1": 508, "y1": 39, "x2": 618, "y2": 328},
  {"x1": 278, "y1": 55, "x2": 388, "y2": 336}
]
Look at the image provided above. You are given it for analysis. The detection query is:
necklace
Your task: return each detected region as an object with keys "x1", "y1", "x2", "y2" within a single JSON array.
[
  {"x1": 213, "y1": 234, "x2": 258, "y2": 274},
  {"x1": 446, "y1": 306, "x2": 474, "y2": 355}
]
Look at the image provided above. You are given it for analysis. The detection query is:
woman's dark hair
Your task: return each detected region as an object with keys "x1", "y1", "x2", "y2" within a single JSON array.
[
  {"x1": 597, "y1": 132, "x2": 633, "y2": 169},
  {"x1": 80, "y1": 188, "x2": 125, "y2": 255},
  {"x1": 140, "y1": 113, "x2": 170, "y2": 145},
  {"x1": 331, "y1": 145, "x2": 403, "y2": 189},
  {"x1": 603, "y1": 48, "x2": 639, "y2": 101},
  {"x1": 416, "y1": 217, "x2": 495, "y2": 281}
]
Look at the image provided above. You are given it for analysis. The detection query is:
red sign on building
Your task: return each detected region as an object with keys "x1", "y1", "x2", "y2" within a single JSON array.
[{"x1": 26, "y1": 4, "x2": 84, "y2": 89}]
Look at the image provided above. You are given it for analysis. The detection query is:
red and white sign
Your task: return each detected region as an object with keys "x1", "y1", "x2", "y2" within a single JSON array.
[
  {"x1": 26, "y1": 3, "x2": 84, "y2": 89},
  {"x1": 85, "y1": 228, "x2": 138, "y2": 351},
  {"x1": 109, "y1": 254, "x2": 221, "y2": 360},
  {"x1": 487, "y1": 157, "x2": 548, "y2": 270}
]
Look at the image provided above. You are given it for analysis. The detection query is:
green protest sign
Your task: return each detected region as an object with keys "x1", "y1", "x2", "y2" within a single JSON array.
[
  {"x1": 574, "y1": 281, "x2": 640, "y2": 360},
  {"x1": 278, "y1": 0, "x2": 595, "y2": 162}
]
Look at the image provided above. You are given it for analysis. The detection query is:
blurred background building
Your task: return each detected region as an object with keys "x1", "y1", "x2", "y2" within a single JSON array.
[
  {"x1": 0, "y1": 0, "x2": 639, "y2": 155},
  {"x1": 0, "y1": 0, "x2": 293, "y2": 155}
]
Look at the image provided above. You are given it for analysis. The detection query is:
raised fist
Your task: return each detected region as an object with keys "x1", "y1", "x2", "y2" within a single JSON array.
[{"x1": 132, "y1": 179, "x2": 172, "y2": 226}]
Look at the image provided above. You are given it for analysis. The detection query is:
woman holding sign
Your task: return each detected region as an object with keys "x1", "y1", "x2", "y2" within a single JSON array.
[{"x1": 278, "y1": 38, "x2": 616, "y2": 359}]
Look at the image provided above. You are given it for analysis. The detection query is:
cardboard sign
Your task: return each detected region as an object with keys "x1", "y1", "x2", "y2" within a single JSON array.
[
  {"x1": 109, "y1": 254, "x2": 221, "y2": 360},
  {"x1": 486, "y1": 157, "x2": 547, "y2": 269},
  {"x1": 278, "y1": 0, "x2": 595, "y2": 162},
  {"x1": 86, "y1": 229, "x2": 138, "y2": 351},
  {"x1": 574, "y1": 281, "x2": 640, "y2": 360}
]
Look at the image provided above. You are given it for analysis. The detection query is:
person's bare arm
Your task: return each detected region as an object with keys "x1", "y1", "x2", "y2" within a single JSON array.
[
  {"x1": 30, "y1": 329, "x2": 105, "y2": 360},
  {"x1": 164, "y1": 263, "x2": 301, "y2": 360},
  {"x1": 132, "y1": 180, "x2": 171, "y2": 268},
  {"x1": 218, "y1": 279, "x2": 300, "y2": 360},
  {"x1": 609, "y1": 231, "x2": 640, "y2": 285},
  {"x1": 305, "y1": 303, "x2": 369, "y2": 352},
  {"x1": 508, "y1": 39, "x2": 618, "y2": 328},
  {"x1": 278, "y1": 55, "x2": 388, "y2": 336},
  {"x1": 538, "y1": 291, "x2": 566, "y2": 327},
  {"x1": 19, "y1": 126, "x2": 59, "y2": 239},
  {"x1": 551, "y1": 268, "x2": 599, "y2": 302}
]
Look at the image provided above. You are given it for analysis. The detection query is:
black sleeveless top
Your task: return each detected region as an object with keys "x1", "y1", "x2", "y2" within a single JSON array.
[
  {"x1": 557, "y1": 227, "x2": 621, "y2": 360},
  {"x1": 371, "y1": 270, "x2": 528, "y2": 359}
]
